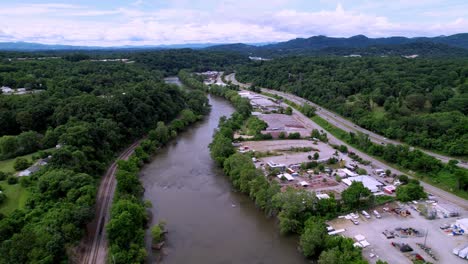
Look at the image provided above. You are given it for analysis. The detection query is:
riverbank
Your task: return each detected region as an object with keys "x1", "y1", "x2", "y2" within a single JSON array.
[{"x1": 140, "y1": 94, "x2": 307, "y2": 263}]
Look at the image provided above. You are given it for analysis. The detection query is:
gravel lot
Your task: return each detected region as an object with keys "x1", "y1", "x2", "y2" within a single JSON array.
[{"x1": 328, "y1": 204, "x2": 468, "y2": 264}]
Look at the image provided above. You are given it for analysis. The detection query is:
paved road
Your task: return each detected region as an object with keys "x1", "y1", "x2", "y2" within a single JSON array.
[
  {"x1": 226, "y1": 74, "x2": 468, "y2": 210},
  {"x1": 80, "y1": 141, "x2": 140, "y2": 264},
  {"x1": 225, "y1": 73, "x2": 468, "y2": 169}
]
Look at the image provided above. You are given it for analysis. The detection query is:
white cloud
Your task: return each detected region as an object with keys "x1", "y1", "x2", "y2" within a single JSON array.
[{"x1": 0, "y1": 2, "x2": 466, "y2": 45}]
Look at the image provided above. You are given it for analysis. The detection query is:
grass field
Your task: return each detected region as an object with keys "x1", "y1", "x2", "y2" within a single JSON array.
[
  {"x1": 0, "y1": 182, "x2": 30, "y2": 215},
  {"x1": 0, "y1": 152, "x2": 37, "y2": 173},
  {"x1": 0, "y1": 148, "x2": 56, "y2": 174}
]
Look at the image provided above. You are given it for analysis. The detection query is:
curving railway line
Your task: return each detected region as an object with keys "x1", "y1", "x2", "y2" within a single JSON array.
[{"x1": 80, "y1": 141, "x2": 140, "y2": 264}]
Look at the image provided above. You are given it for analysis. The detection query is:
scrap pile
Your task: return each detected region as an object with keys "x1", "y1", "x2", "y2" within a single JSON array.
[
  {"x1": 395, "y1": 227, "x2": 425, "y2": 238},
  {"x1": 417, "y1": 243, "x2": 438, "y2": 261}
]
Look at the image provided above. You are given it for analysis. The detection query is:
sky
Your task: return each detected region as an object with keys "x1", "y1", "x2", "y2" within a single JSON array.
[{"x1": 0, "y1": 0, "x2": 467, "y2": 46}]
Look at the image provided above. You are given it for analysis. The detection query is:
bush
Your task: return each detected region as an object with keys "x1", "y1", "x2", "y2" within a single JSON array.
[
  {"x1": 338, "y1": 145, "x2": 348, "y2": 153},
  {"x1": 13, "y1": 158, "x2": 31, "y2": 171},
  {"x1": 356, "y1": 168, "x2": 367, "y2": 175},
  {"x1": 151, "y1": 221, "x2": 166, "y2": 244},
  {"x1": 7, "y1": 176, "x2": 18, "y2": 185},
  {"x1": 313, "y1": 152, "x2": 320, "y2": 160},
  {"x1": 278, "y1": 132, "x2": 286, "y2": 139},
  {"x1": 19, "y1": 176, "x2": 32, "y2": 187},
  {"x1": 288, "y1": 132, "x2": 301, "y2": 139},
  {"x1": 0, "y1": 193, "x2": 6, "y2": 204},
  {"x1": 0, "y1": 171, "x2": 9, "y2": 181},
  {"x1": 398, "y1": 175, "x2": 409, "y2": 184}
]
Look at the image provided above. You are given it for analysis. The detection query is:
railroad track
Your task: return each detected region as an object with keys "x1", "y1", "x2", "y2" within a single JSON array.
[{"x1": 81, "y1": 141, "x2": 140, "y2": 264}]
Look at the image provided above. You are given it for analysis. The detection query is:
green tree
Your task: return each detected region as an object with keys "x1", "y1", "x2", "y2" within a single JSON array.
[
  {"x1": 149, "y1": 121, "x2": 169, "y2": 145},
  {"x1": 13, "y1": 157, "x2": 31, "y2": 171},
  {"x1": 209, "y1": 134, "x2": 234, "y2": 166},
  {"x1": 341, "y1": 182, "x2": 373, "y2": 211},
  {"x1": 0, "y1": 136, "x2": 18, "y2": 157},
  {"x1": 16, "y1": 131, "x2": 42, "y2": 155},
  {"x1": 313, "y1": 152, "x2": 320, "y2": 160},
  {"x1": 300, "y1": 217, "x2": 326, "y2": 258},
  {"x1": 396, "y1": 182, "x2": 427, "y2": 202}
]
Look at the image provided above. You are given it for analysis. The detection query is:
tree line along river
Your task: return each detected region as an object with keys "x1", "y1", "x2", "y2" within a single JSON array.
[{"x1": 141, "y1": 78, "x2": 307, "y2": 263}]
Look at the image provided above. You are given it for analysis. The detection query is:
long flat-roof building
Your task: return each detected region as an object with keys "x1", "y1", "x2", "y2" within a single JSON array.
[{"x1": 342, "y1": 175, "x2": 384, "y2": 193}]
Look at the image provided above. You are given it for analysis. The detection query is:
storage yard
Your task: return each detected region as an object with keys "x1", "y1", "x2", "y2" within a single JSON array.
[{"x1": 328, "y1": 202, "x2": 468, "y2": 264}]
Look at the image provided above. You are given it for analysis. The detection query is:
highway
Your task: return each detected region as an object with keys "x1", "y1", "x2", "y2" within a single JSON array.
[
  {"x1": 225, "y1": 73, "x2": 468, "y2": 169},
  {"x1": 80, "y1": 141, "x2": 140, "y2": 264}
]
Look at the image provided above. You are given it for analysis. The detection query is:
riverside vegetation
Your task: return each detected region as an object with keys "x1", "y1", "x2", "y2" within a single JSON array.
[
  {"x1": 206, "y1": 77, "x2": 374, "y2": 263},
  {"x1": 0, "y1": 49, "x2": 237, "y2": 263}
]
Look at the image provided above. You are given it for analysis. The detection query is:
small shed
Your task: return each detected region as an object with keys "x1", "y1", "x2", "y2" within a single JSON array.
[
  {"x1": 277, "y1": 173, "x2": 294, "y2": 181},
  {"x1": 354, "y1": 234, "x2": 366, "y2": 242},
  {"x1": 316, "y1": 193, "x2": 330, "y2": 200},
  {"x1": 360, "y1": 240, "x2": 370, "y2": 248}
]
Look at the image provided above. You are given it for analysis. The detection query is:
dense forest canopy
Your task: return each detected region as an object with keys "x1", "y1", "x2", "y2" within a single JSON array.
[
  {"x1": 0, "y1": 49, "x2": 237, "y2": 263},
  {"x1": 237, "y1": 57, "x2": 468, "y2": 156},
  {"x1": 131, "y1": 49, "x2": 249, "y2": 75}
]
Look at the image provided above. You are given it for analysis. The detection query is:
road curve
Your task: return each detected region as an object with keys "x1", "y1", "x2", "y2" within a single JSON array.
[
  {"x1": 225, "y1": 73, "x2": 468, "y2": 169},
  {"x1": 80, "y1": 141, "x2": 140, "y2": 264}
]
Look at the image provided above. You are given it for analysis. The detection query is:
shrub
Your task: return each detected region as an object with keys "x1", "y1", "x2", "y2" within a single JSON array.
[
  {"x1": 356, "y1": 168, "x2": 367, "y2": 175},
  {"x1": 338, "y1": 145, "x2": 348, "y2": 153},
  {"x1": 0, "y1": 171, "x2": 8, "y2": 181},
  {"x1": 19, "y1": 176, "x2": 32, "y2": 187},
  {"x1": 7, "y1": 176, "x2": 18, "y2": 185},
  {"x1": 151, "y1": 221, "x2": 166, "y2": 244},
  {"x1": 13, "y1": 158, "x2": 31, "y2": 171},
  {"x1": 313, "y1": 152, "x2": 320, "y2": 160},
  {"x1": 288, "y1": 132, "x2": 301, "y2": 139},
  {"x1": 398, "y1": 175, "x2": 409, "y2": 184},
  {"x1": 0, "y1": 193, "x2": 6, "y2": 204},
  {"x1": 278, "y1": 132, "x2": 286, "y2": 139}
]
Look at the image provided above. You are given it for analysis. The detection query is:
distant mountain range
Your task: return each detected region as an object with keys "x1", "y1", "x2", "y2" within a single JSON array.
[
  {"x1": 2, "y1": 34, "x2": 468, "y2": 57},
  {"x1": 206, "y1": 33, "x2": 468, "y2": 57},
  {"x1": 0, "y1": 41, "x2": 271, "y2": 51}
]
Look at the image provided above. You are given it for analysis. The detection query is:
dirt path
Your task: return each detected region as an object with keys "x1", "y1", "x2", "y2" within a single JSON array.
[{"x1": 77, "y1": 141, "x2": 140, "y2": 264}]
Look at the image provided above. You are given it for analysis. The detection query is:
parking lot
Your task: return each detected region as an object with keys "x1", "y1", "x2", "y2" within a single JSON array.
[{"x1": 328, "y1": 203, "x2": 468, "y2": 264}]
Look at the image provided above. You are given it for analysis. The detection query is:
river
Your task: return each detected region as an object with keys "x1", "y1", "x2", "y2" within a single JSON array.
[{"x1": 140, "y1": 78, "x2": 307, "y2": 264}]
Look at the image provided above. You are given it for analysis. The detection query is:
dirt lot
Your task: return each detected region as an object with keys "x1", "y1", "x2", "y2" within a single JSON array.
[
  {"x1": 241, "y1": 140, "x2": 316, "y2": 152},
  {"x1": 243, "y1": 140, "x2": 336, "y2": 159},
  {"x1": 328, "y1": 204, "x2": 468, "y2": 264}
]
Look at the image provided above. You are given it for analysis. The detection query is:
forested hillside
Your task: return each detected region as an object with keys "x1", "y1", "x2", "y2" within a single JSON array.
[
  {"x1": 237, "y1": 57, "x2": 468, "y2": 156},
  {"x1": 131, "y1": 49, "x2": 249, "y2": 75},
  {"x1": 207, "y1": 33, "x2": 468, "y2": 58}
]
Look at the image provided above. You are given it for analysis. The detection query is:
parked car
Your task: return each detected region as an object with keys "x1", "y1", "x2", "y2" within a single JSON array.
[
  {"x1": 440, "y1": 224, "x2": 450, "y2": 230},
  {"x1": 373, "y1": 210, "x2": 382, "y2": 218},
  {"x1": 362, "y1": 210, "x2": 371, "y2": 219},
  {"x1": 351, "y1": 219, "x2": 359, "y2": 225}
]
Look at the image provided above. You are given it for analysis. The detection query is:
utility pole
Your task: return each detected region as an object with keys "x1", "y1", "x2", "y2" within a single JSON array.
[{"x1": 424, "y1": 228, "x2": 429, "y2": 247}]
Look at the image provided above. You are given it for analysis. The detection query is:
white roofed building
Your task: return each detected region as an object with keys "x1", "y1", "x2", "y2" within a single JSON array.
[{"x1": 342, "y1": 175, "x2": 384, "y2": 193}]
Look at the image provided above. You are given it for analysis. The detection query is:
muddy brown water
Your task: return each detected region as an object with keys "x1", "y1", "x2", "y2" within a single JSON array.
[{"x1": 140, "y1": 83, "x2": 307, "y2": 264}]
